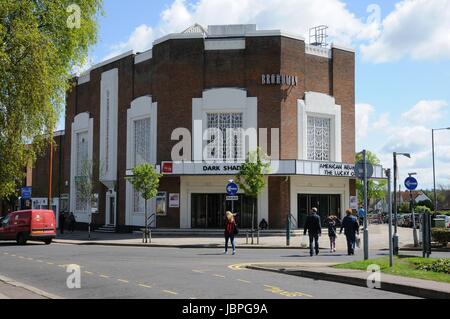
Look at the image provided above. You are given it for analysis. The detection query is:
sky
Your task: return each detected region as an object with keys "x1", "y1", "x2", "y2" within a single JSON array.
[{"x1": 65, "y1": 0, "x2": 450, "y2": 190}]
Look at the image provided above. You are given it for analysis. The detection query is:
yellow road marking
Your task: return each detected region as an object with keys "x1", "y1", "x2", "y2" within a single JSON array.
[
  {"x1": 18, "y1": 256, "x2": 25, "y2": 259},
  {"x1": 192, "y1": 269, "x2": 207, "y2": 273},
  {"x1": 27, "y1": 257, "x2": 33, "y2": 261},
  {"x1": 11, "y1": 254, "x2": 16, "y2": 257},
  {"x1": 138, "y1": 284, "x2": 152, "y2": 289},
  {"x1": 36, "y1": 260, "x2": 43, "y2": 263},
  {"x1": 99, "y1": 275, "x2": 110, "y2": 279},
  {"x1": 238, "y1": 279, "x2": 251, "y2": 284},
  {"x1": 84, "y1": 271, "x2": 93, "y2": 275},
  {"x1": 117, "y1": 279, "x2": 129, "y2": 283},
  {"x1": 263, "y1": 285, "x2": 313, "y2": 298},
  {"x1": 163, "y1": 290, "x2": 178, "y2": 295},
  {"x1": 213, "y1": 274, "x2": 225, "y2": 278},
  {"x1": 46, "y1": 262, "x2": 54, "y2": 265},
  {"x1": 228, "y1": 263, "x2": 249, "y2": 271}
]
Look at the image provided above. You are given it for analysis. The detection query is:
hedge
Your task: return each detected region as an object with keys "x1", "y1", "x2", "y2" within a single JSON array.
[{"x1": 432, "y1": 228, "x2": 450, "y2": 246}]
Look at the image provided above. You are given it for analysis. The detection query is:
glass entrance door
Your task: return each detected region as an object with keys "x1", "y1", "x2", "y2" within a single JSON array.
[
  {"x1": 191, "y1": 194, "x2": 257, "y2": 229},
  {"x1": 297, "y1": 194, "x2": 341, "y2": 227}
]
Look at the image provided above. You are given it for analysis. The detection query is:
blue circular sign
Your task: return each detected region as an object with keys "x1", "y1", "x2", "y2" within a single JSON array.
[
  {"x1": 405, "y1": 177, "x2": 418, "y2": 191},
  {"x1": 226, "y1": 182, "x2": 239, "y2": 196}
]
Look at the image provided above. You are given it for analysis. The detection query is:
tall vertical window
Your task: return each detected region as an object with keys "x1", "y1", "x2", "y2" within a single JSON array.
[
  {"x1": 307, "y1": 116, "x2": 330, "y2": 161},
  {"x1": 206, "y1": 113, "x2": 243, "y2": 161},
  {"x1": 133, "y1": 117, "x2": 151, "y2": 212},
  {"x1": 75, "y1": 131, "x2": 88, "y2": 211}
]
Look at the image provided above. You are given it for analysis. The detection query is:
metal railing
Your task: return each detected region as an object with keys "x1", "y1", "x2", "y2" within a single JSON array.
[
  {"x1": 141, "y1": 213, "x2": 156, "y2": 243},
  {"x1": 245, "y1": 228, "x2": 260, "y2": 245}
]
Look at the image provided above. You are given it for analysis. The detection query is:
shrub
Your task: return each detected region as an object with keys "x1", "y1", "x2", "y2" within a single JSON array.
[
  {"x1": 415, "y1": 258, "x2": 450, "y2": 274},
  {"x1": 432, "y1": 228, "x2": 450, "y2": 246},
  {"x1": 416, "y1": 200, "x2": 434, "y2": 211},
  {"x1": 415, "y1": 206, "x2": 432, "y2": 215}
]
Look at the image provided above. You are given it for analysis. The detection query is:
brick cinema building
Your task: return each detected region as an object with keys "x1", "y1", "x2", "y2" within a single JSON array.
[{"x1": 25, "y1": 24, "x2": 384, "y2": 231}]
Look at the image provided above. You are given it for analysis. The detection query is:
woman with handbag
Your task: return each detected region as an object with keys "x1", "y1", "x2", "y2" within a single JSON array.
[{"x1": 224, "y1": 211, "x2": 238, "y2": 255}]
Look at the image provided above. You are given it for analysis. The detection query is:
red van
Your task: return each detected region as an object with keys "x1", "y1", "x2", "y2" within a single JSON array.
[{"x1": 0, "y1": 210, "x2": 56, "y2": 245}]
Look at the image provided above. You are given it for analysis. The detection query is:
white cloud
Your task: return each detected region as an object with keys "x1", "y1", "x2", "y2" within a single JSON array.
[
  {"x1": 401, "y1": 100, "x2": 448, "y2": 125},
  {"x1": 361, "y1": 0, "x2": 450, "y2": 63},
  {"x1": 355, "y1": 103, "x2": 374, "y2": 138},
  {"x1": 373, "y1": 112, "x2": 390, "y2": 130},
  {"x1": 358, "y1": 100, "x2": 450, "y2": 188},
  {"x1": 103, "y1": 0, "x2": 378, "y2": 60},
  {"x1": 104, "y1": 24, "x2": 155, "y2": 60}
]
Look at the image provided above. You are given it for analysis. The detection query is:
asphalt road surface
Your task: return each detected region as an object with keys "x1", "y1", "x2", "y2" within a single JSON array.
[{"x1": 1, "y1": 242, "x2": 439, "y2": 299}]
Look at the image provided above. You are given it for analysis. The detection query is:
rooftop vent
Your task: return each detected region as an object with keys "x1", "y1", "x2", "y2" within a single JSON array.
[
  {"x1": 182, "y1": 23, "x2": 208, "y2": 36},
  {"x1": 309, "y1": 25, "x2": 329, "y2": 47}
]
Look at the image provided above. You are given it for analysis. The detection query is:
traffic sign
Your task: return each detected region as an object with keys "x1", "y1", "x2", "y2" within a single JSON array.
[
  {"x1": 226, "y1": 196, "x2": 239, "y2": 201},
  {"x1": 21, "y1": 187, "x2": 32, "y2": 200},
  {"x1": 405, "y1": 177, "x2": 418, "y2": 191},
  {"x1": 226, "y1": 182, "x2": 239, "y2": 196},
  {"x1": 355, "y1": 161, "x2": 374, "y2": 179}
]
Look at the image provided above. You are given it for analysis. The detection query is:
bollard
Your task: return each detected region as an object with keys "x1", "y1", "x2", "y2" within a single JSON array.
[
  {"x1": 286, "y1": 216, "x2": 290, "y2": 247},
  {"x1": 246, "y1": 232, "x2": 249, "y2": 244},
  {"x1": 257, "y1": 229, "x2": 260, "y2": 245}
]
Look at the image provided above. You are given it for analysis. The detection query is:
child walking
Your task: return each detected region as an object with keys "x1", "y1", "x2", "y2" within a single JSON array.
[{"x1": 326, "y1": 215, "x2": 339, "y2": 253}]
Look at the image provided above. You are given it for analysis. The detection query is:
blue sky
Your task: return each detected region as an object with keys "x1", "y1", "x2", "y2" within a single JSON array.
[{"x1": 68, "y1": 0, "x2": 450, "y2": 189}]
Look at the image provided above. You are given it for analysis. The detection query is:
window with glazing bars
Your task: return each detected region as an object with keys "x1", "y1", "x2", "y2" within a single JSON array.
[
  {"x1": 206, "y1": 113, "x2": 243, "y2": 161},
  {"x1": 133, "y1": 117, "x2": 151, "y2": 213},
  {"x1": 75, "y1": 131, "x2": 88, "y2": 211},
  {"x1": 307, "y1": 116, "x2": 331, "y2": 161}
]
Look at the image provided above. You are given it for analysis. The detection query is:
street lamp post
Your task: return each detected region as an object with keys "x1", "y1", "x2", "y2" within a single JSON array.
[
  {"x1": 432, "y1": 127, "x2": 450, "y2": 215},
  {"x1": 393, "y1": 152, "x2": 411, "y2": 255},
  {"x1": 385, "y1": 169, "x2": 393, "y2": 267}
]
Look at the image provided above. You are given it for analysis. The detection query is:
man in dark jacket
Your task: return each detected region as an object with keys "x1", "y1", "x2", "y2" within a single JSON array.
[
  {"x1": 340, "y1": 209, "x2": 360, "y2": 255},
  {"x1": 303, "y1": 208, "x2": 322, "y2": 256},
  {"x1": 59, "y1": 212, "x2": 66, "y2": 235}
]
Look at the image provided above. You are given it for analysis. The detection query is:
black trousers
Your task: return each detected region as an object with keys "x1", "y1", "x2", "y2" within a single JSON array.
[{"x1": 309, "y1": 234, "x2": 320, "y2": 255}]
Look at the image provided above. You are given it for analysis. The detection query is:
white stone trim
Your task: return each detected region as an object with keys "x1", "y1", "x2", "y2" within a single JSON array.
[
  {"x1": 90, "y1": 50, "x2": 134, "y2": 70},
  {"x1": 305, "y1": 44, "x2": 332, "y2": 59},
  {"x1": 331, "y1": 43, "x2": 356, "y2": 53},
  {"x1": 298, "y1": 92, "x2": 342, "y2": 162},
  {"x1": 135, "y1": 50, "x2": 153, "y2": 64},
  {"x1": 192, "y1": 88, "x2": 258, "y2": 162},
  {"x1": 205, "y1": 38, "x2": 246, "y2": 51},
  {"x1": 70, "y1": 112, "x2": 94, "y2": 224},
  {"x1": 99, "y1": 69, "x2": 119, "y2": 190},
  {"x1": 125, "y1": 96, "x2": 158, "y2": 227},
  {"x1": 153, "y1": 33, "x2": 205, "y2": 46},
  {"x1": 77, "y1": 73, "x2": 90, "y2": 85},
  {"x1": 289, "y1": 175, "x2": 350, "y2": 227},
  {"x1": 179, "y1": 176, "x2": 268, "y2": 229},
  {"x1": 246, "y1": 30, "x2": 305, "y2": 42}
]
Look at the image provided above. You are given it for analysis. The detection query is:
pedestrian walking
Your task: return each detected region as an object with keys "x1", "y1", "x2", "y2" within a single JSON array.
[
  {"x1": 303, "y1": 207, "x2": 322, "y2": 256},
  {"x1": 340, "y1": 209, "x2": 360, "y2": 255},
  {"x1": 325, "y1": 215, "x2": 339, "y2": 253},
  {"x1": 224, "y1": 211, "x2": 238, "y2": 255},
  {"x1": 358, "y1": 205, "x2": 365, "y2": 228},
  {"x1": 59, "y1": 212, "x2": 66, "y2": 234},
  {"x1": 68, "y1": 212, "x2": 76, "y2": 233}
]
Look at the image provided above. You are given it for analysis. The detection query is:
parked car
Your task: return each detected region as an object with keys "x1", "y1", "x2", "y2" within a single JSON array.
[{"x1": 0, "y1": 210, "x2": 56, "y2": 245}]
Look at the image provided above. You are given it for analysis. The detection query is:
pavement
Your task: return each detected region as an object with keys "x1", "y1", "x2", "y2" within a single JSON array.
[
  {"x1": 1, "y1": 243, "x2": 436, "y2": 299},
  {"x1": 53, "y1": 224, "x2": 421, "y2": 250},
  {"x1": 246, "y1": 263, "x2": 450, "y2": 299}
]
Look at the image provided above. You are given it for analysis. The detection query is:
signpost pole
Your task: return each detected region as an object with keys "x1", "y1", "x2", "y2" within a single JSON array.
[{"x1": 363, "y1": 150, "x2": 369, "y2": 260}]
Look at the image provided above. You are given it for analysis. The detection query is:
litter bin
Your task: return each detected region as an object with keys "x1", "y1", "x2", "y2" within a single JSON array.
[{"x1": 434, "y1": 218, "x2": 446, "y2": 228}]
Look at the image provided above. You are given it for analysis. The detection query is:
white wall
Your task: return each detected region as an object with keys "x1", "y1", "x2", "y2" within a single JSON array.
[{"x1": 298, "y1": 92, "x2": 342, "y2": 162}]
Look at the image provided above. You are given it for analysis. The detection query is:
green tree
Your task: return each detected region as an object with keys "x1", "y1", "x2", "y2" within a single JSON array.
[
  {"x1": 356, "y1": 151, "x2": 387, "y2": 210},
  {"x1": 127, "y1": 164, "x2": 162, "y2": 243},
  {"x1": 236, "y1": 148, "x2": 270, "y2": 243},
  {"x1": 0, "y1": 0, "x2": 102, "y2": 198}
]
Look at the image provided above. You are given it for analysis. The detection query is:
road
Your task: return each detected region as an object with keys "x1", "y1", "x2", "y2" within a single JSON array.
[{"x1": 0, "y1": 242, "x2": 438, "y2": 299}]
